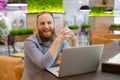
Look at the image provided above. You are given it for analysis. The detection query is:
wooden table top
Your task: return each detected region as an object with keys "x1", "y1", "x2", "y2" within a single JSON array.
[{"x1": 10, "y1": 52, "x2": 24, "y2": 59}]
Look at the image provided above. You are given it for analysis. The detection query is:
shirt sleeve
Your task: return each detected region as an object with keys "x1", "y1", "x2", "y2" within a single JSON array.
[{"x1": 24, "y1": 40, "x2": 55, "y2": 69}]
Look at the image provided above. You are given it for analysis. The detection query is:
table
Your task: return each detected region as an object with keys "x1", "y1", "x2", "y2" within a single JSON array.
[
  {"x1": 0, "y1": 42, "x2": 24, "y2": 56},
  {"x1": 10, "y1": 52, "x2": 24, "y2": 59},
  {"x1": 25, "y1": 40, "x2": 120, "y2": 80},
  {"x1": 33, "y1": 71, "x2": 120, "y2": 80},
  {"x1": 0, "y1": 46, "x2": 9, "y2": 56}
]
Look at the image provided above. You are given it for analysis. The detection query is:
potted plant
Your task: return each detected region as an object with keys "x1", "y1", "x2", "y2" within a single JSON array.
[
  {"x1": 81, "y1": 23, "x2": 91, "y2": 32},
  {"x1": 109, "y1": 24, "x2": 120, "y2": 31},
  {"x1": 68, "y1": 25, "x2": 79, "y2": 34},
  {"x1": 0, "y1": 21, "x2": 7, "y2": 36},
  {"x1": 68, "y1": 25, "x2": 79, "y2": 29},
  {"x1": 9, "y1": 28, "x2": 33, "y2": 42}
]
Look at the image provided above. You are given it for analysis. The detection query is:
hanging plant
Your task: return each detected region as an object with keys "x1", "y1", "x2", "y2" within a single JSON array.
[{"x1": 27, "y1": 0, "x2": 63, "y2": 13}]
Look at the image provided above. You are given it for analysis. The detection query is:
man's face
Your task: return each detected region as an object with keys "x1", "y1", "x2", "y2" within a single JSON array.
[{"x1": 37, "y1": 13, "x2": 55, "y2": 42}]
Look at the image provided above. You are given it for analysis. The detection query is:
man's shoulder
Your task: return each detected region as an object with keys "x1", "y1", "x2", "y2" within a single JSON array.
[{"x1": 25, "y1": 34, "x2": 38, "y2": 43}]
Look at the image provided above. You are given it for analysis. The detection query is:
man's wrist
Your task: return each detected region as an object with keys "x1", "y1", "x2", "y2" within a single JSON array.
[{"x1": 56, "y1": 37, "x2": 63, "y2": 43}]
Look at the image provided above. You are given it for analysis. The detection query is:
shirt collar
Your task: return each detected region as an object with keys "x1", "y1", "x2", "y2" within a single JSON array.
[{"x1": 36, "y1": 33, "x2": 42, "y2": 44}]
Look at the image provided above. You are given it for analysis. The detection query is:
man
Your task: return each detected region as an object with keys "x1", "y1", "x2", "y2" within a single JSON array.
[{"x1": 21, "y1": 11, "x2": 79, "y2": 80}]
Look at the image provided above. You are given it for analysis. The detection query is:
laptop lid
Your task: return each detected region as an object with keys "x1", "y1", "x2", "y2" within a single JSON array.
[
  {"x1": 59, "y1": 44, "x2": 104, "y2": 77},
  {"x1": 47, "y1": 44, "x2": 104, "y2": 77}
]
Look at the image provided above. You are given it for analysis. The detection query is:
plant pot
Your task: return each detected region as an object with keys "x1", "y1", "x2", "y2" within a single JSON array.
[
  {"x1": 81, "y1": 28, "x2": 91, "y2": 33},
  {"x1": 14, "y1": 34, "x2": 32, "y2": 42},
  {"x1": 109, "y1": 27, "x2": 120, "y2": 31}
]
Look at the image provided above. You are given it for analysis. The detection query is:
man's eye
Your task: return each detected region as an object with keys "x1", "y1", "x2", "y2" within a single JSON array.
[
  {"x1": 48, "y1": 22, "x2": 51, "y2": 24},
  {"x1": 40, "y1": 22, "x2": 44, "y2": 25}
]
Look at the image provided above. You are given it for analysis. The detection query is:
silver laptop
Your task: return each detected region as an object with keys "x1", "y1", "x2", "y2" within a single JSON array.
[{"x1": 47, "y1": 44, "x2": 104, "y2": 77}]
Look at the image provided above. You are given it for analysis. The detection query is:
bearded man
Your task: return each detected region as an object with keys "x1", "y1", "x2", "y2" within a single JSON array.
[{"x1": 21, "y1": 11, "x2": 79, "y2": 80}]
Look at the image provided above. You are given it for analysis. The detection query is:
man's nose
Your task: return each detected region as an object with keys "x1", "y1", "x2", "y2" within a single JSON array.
[{"x1": 44, "y1": 23, "x2": 49, "y2": 28}]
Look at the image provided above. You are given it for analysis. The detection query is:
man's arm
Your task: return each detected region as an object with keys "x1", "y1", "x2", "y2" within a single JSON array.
[
  {"x1": 49, "y1": 28, "x2": 79, "y2": 58},
  {"x1": 24, "y1": 40, "x2": 54, "y2": 69},
  {"x1": 48, "y1": 28, "x2": 68, "y2": 58}
]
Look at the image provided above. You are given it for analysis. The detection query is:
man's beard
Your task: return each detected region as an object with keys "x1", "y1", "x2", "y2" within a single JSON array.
[{"x1": 38, "y1": 28, "x2": 55, "y2": 42}]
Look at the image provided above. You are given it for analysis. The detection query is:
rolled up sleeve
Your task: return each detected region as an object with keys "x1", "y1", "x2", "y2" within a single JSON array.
[{"x1": 24, "y1": 40, "x2": 55, "y2": 69}]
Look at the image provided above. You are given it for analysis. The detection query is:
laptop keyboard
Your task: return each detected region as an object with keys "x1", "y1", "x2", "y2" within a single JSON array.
[{"x1": 56, "y1": 66, "x2": 60, "y2": 71}]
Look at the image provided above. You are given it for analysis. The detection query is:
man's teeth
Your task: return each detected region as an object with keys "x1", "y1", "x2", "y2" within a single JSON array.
[{"x1": 44, "y1": 30, "x2": 50, "y2": 32}]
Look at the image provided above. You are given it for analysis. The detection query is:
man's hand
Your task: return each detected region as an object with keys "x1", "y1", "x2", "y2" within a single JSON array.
[
  {"x1": 49, "y1": 28, "x2": 75, "y2": 58},
  {"x1": 56, "y1": 28, "x2": 74, "y2": 41},
  {"x1": 65, "y1": 28, "x2": 79, "y2": 47},
  {"x1": 57, "y1": 28, "x2": 79, "y2": 47}
]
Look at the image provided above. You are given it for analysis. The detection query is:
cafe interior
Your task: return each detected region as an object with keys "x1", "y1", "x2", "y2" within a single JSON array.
[{"x1": 0, "y1": 0, "x2": 120, "y2": 80}]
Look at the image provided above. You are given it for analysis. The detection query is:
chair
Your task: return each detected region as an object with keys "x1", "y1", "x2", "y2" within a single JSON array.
[
  {"x1": 90, "y1": 31, "x2": 120, "y2": 45},
  {"x1": 90, "y1": 31, "x2": 111, "y2": 44},
  {"x1": 15, "y1": 64, "x2": 24, "y2": 80},
  {"x1": 7, "y1": 34, "x2": 17, "y2": 55},
  {"x1": 0, "y1": 56, "x2": 23, "y2": 80}
]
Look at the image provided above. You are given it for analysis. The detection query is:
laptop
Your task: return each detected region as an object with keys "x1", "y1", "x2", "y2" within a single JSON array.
[{"x1": 47, "y1": 44, "x2": 104, "y2": 77}]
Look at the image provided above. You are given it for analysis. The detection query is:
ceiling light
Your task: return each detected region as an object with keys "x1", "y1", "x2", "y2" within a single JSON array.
[
  {"x1": 79, "y1": 5, "x2": 91, "y2": 13},
  {"x1": 104, "y1": 7, "x2": 113, "y2": 13},
  {"x1": 78, "y1": 1, "x2": 82, "y2": 4},
  {"x1": 6, "y1": 3, "x2": 27, "y2": 7},
  {"x1": 80, "y1": 5, "x2": 90, "y2": 10}
]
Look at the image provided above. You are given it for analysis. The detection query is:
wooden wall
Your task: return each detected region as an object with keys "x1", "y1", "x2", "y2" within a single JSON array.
[
  {"x1": 26, "y1": 13, "x2": 37, "y2": 33},
  {"x1": 89, "y1": 0, "x2": 114, "y2": 32},
  {"x1": 90, "y1": 0, "x2": 114, "y2": 7},
  {"x1": 89, "y1": 16, "x2": 114, "y2": 31}
]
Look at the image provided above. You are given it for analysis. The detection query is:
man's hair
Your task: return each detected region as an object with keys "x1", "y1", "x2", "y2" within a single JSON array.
[{"x1": 36, "y1": 11, "x2": 54, "y2": 24}]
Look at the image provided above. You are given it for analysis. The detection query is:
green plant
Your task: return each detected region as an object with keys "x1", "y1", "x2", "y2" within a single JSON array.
[
  {"x1": 110, "y1": 24, "x2": 120, "y2": 28},
  {"x1": 89, "y1": 7, "x2": 114, "y2": 16},
  {"x1": 0, "y1": 21, "x2": 6, "y2": 29},
  {"x1": 68, "y1": 25, "x2": 79, "y2": 29},
  {"x1": 82, "y1": 24, "x2": 91, "y2": 29},
  {"x1": 0, "y1": 35, "x2": 2, "y2": 40},
  {"x1": 0, "y1": 21, "x2": 7, "y2": 37},
  {"x1": 9, "y1": 28, "x2": 33, "y2": 35},
  {"x1": 27, "y1": 0, "x2": 63, "y2": 13}
]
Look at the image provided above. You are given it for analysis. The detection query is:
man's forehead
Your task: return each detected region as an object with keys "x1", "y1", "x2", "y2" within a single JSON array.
[
  {"x1": 39, "y1": 13, "x2": 52, "y2": 18},
  {"x1": 38, "y1": 15, "x2": 54, "y2": 22}
]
